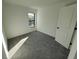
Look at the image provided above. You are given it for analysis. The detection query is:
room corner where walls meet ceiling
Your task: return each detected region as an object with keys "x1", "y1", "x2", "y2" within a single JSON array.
[{"x1": 3, "y1": 0, "x2": 76, "y2": 9}]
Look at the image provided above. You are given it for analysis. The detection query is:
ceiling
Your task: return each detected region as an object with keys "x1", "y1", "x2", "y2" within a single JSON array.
[{"x1": 3, "y1": 0, "x2": 76, "y2": 8}]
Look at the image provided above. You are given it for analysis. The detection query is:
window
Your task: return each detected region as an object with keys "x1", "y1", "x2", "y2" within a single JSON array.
[{"x1": 28, "y1": 13, "x2": 35, "y2": 27}]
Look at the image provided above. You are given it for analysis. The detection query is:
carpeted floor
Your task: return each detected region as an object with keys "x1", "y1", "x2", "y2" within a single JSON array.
[{"x1": 8, "y1": 31, "x2": 70, "y2": 59}]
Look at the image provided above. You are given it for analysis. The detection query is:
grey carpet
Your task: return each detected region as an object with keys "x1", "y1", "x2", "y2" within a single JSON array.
[
  {"x1": 8, "y1": 31, "x2": 70, "y2": 59},
  {"x1": 8, "y1": 32, "x2": 32, "y2": 51}
]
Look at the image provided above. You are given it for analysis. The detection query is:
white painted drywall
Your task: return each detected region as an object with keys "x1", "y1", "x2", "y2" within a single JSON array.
[
  {"x1": 3, "y1": 3, "x2": 37, "y2": 39},
  {"x1": 37, "y1": 2, "x2": 76, "y2": 37},
  {"x1": 2, "y1": 45, "x2": 7, "y2": 59},
  {"x1": 2, "y1": 26, "x2": 8, "y2": 49},
  {"x1": 37, "y1": 4, "x2": 64, "y2": 37},
  {"x1": 74, "y1": 52, "x2": 77, "y2": 59},
  {"x1": 2, "y1": 32, "x2": 9, "y2": 59}
]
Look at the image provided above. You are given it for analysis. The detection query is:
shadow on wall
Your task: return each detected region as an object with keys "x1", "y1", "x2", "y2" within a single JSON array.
[{"x1": 3, "y1": 3, "x2": 37, "y2": 39}]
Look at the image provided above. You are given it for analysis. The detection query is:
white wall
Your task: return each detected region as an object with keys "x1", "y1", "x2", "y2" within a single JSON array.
[
  {"x1": 37, "y1": 4, "x2": 64, "y2": 37},
  {"x1": 74, "y1": 52, "x2": 77, "y2": 59},
  {"x1": 3, "y1": 3, "x2": 37, "y2": 39},
  {"x1": 37, "y1": 1, "x2": 76, "y2": 37},
  {"x1": 2, "y1": 45, "x2": 7, "y2": 59},
  {"x1": 2, "y1": 27, "x2": 8, "y2": 49}
]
